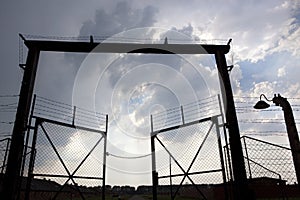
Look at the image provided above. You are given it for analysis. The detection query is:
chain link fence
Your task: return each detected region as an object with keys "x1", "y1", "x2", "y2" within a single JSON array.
[
  {"x1": 224, "y1": 136, "x2": 299, "y2": 199},
  {"x1": 241, "y1": 136, "x2": 296, "y2": 184},
  {"x1": 23, "y1": 118, "x2": 107, "y2": 200},
  {"x1": 151, "y1": 96, "x2": 227, "y2": 200},
  {"x1": 20, "y1": 95, "x2": 108, "y2": 200},
  {"x1": 154, "y1": 118, "x2": 226, "y2": 200},
  {"x1": 224, "y1": 136, "x2": 296, "y2": 184}
]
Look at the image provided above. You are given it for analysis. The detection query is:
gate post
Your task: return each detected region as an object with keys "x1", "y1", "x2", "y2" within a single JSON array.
[
  {"x1": 213, "y1": 116, "x2": 229, "y2": 200},
  {"x1": 150, "y1": 115, "x2": 158, "y2": 200},
  {"x1": 1, "y1": 47, "x2": 40, "y2": 200},
  {"x1": 102, "y1": 115, "x2": 108, "y2": 200},
  {"x1": 25, "y1": 118, "x2": 40, "y2": 200},
  {"x1": 215, "y1": 51, "x2": 250, "y2": 199}
]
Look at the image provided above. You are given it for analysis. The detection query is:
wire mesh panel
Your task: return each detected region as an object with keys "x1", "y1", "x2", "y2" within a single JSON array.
[
  {"x1": 152, "y1": 108, "x2": 226, "y2": 200},
  {"x1": 24, "y1": 117, "x2": 107, "y2": 200},
  {"x1": 241, "y1": 136, "x2": 296, "y2": 184},
  {"x1": 224, "y1": 136, "x2": 300, "y2": 199},
  {"x1": 0, "y1": 138, "x2": 10, "y2": 174}
]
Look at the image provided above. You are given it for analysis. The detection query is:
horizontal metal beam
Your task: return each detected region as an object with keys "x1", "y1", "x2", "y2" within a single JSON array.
[
  {"x1": 32, "y1": 116, "x2": 105, "y2": 134},
  {"x1": 158, "y1": 168, "x2": 222, "y2": 179},
  {"x1": 25, "y1": 40, "x2": 230, "y2": 54},
  {"x1": 32, "y1": 173, "x2": 103, "y2": 180}
]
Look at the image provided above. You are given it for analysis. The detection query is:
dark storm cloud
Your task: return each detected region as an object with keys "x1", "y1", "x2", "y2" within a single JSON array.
[
  {"x1": 79, "y1": 1, "x2": 158, "y2": 36},
  {"x1": 65, "y1": 1, "x2": 159, "y2": 74},
  {"x1": 171, "y1": 24, "x2": 200, "y2": 41}
]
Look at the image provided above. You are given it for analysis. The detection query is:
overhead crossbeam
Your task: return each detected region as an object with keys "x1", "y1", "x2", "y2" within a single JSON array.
[{"x1": 24, "y1": 40, "x2": 230, "y2": 54}]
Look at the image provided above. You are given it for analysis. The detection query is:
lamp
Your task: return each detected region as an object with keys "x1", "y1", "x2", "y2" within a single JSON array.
[{"x1": 253, "y1": 94, "x2": 272, "y2": 109}]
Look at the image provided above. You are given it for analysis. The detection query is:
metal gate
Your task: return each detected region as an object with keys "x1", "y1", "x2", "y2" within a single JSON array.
[
  {"x1": 151, "y1": 96, "x2": 227, "y2": 200},
  {"x1": 23, "y1": 95, "x2": 108, "y2": 200}
]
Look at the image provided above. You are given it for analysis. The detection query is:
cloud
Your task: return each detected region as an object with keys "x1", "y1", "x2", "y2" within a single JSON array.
[
  {"x1": 161, "y1": 23, "x2": 200, "y2": 42},
  {"x1": 277, "y1": 66, "x2": 286, "y2": 77},
  {"x1": 64, "y1": 1, "x2": 159, "y2": 80},
  {"x1": 79, "y1": 1, "x2": 158, "y2": 36},
  {"x1": 187, "y1": 0, "x2": 300, "y2": 62}
]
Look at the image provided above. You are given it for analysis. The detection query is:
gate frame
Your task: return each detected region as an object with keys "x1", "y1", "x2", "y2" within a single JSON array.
[
  {"x1": 151, "y1": 114, "x2": 227, "y2": 200},
  {"x1": 2, "y1": 34, "x2": 248, "y2": 200},
  {"x1": 24, "y1": 115, "x2": 108, "y2": 200}
]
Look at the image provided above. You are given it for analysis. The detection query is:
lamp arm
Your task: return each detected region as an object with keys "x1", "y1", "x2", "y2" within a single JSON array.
[{"x1": 260, "y1": 94, "x2": 273, "y2": 102}]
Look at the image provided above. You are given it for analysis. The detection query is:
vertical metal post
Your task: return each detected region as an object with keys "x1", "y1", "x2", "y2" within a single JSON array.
[
  {"x1": 243, "y1": 137, "x2": 252, "y2": 179},
  {"x1": 180, "y1": 106, "x2": 185, "y2": 125},
  {"x1": 214, "y1": 116, "x2": 228, "y2": 200},
  {"x1": 1, "y1": 47, "x2": 40, "y2": 200},
  {"x1": 102, "y1": 115, "x2": 108, "y2": 200},
  {"x1": 20, "y1": 94, "x2": 36, "y2": 176},
  {"x1": 72, "y1": 106, "x2": 76, "y2": 126},
  {"x1": 215, "y1": 51, "x2": 249, "y2": 199},
  {"x1": 25, "y1": 118, "x2": 39, "y2": 200},
  {"x1": 223, "y1": 146, "x2": 230, "y2": 181},
  {"x1": 218, "y1": 94, "x2": 233, "y2": 181},
  {"x1": 169, "y1": 155, "x2": 173, "y2": 200},
  {"x1": 273, "y1": 95, "x2": 300, "y2": 185},
  {"x1": 18, "y1": 94, "x2": 36, "y2": 200},
  {"x1": 151, "y1": 115, "x2": 158, "y2": 200}
]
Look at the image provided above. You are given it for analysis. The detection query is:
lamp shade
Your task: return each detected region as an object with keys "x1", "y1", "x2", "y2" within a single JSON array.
[{"x1": 253, "y1": 100, "x2": 270, "y2": 109}]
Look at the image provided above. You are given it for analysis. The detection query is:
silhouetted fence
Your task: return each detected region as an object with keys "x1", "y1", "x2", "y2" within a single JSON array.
[
  {"x1": 224, "y1": 136, "x2": 296, "y2": 184},
  {"x1": 151, "y1": 96, "x2": 228, "y2": 200},
  {"x1": 20, "y1": 95, "x2": 108, "y2": 200},
  {"x1": 224, "y1": 135, "x2": 299, "y2": 199}
]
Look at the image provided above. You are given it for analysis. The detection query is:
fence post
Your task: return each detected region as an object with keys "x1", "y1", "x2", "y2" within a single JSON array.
[
  {"x1": 72, "y1": 106, "x2": 76, "y2": 126},
  {"x1": 243, "y1": 137, "x2": 252, "y2": 179},
  {"x1": 25, "y1": 118, "x2": 40, "y2": 200},
  {"x1": 169, "y1": 155, "x2": 173, "y2": 200},
  {"x1": 180, "y1": 105, "x2": 185, "y2": 125},
  {"x1": 151, "y1": 115, "x2": 158, "y2": 200},
  {"x1": 218, "y1": 94, "x2": 233, "y2": 181},
  {"x1": 214, "y1": 116, "x2": 229, "y2": 200},
  {"x1": 20, "y1": 94, "x2": 36, "y2": 175},
  {"x1": 102, "y1": 114, "x2": 108, "y2": 200}
]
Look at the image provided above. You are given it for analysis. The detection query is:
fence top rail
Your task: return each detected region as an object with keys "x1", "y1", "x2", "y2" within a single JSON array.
[
  {"x1": 0, "y1": 138, "x2": 11, "y2": 143},
  {"x1": 32, "y1": 116, "x2": 106, "y2": 135},
  {"x1": 242, "y1": 135, "x2": 291, "y2": 151},
  {"x1": 151, "y1": 115, "x2": 221, "y2": 135}
]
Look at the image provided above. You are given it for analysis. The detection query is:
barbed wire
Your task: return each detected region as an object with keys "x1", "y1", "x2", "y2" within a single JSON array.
[
  {"x1": 0, "y1": 95, "x2": 19, "y2": 98},
  {"x1": 0, "y1": 103, "x2": 18, "y2": 107},
  {"x1": 234, "y1": 96, "x2": 300, "y2": 100},
  {"x1": 21, "y1": 34, "x2": 228, "y2": 44},
  {"x1": 35, "y1": 95, "x2": 73, "y2": 108},
  {"x1": 33, "y1": 95, "x2": 107, "y2": 131},
  {"x1": 0, "y1": 121, "x2": 14, "y2": 125}
]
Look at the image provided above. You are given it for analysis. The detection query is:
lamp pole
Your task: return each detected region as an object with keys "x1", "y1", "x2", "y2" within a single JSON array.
[
  {"x1": 254, "y1": 94, "x2": 300, "y2": 185},
  {"x1": 272, "y1": 94, "x2": 300, "y2": 185}
]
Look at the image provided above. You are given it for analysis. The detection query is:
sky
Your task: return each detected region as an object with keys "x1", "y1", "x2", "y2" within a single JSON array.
[{"x1": 1, "y1": 0, "x2": 300, "y2": 187}]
